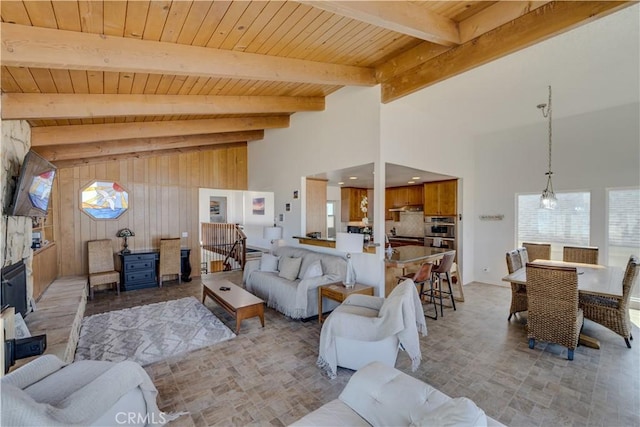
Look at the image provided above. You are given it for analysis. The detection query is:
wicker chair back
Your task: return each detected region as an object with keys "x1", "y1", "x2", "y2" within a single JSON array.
[{"x1": 563, "y1": 246, "x2": 598, "y2": 264}]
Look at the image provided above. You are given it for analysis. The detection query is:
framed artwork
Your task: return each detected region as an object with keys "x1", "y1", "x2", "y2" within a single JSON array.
[
  {"x1": 209, "y1": 196, "x2": 227, "y2": 223},
  {"x1": 279, "y1": 213, "x2": 285, "y2": 222},
  {"x1": 252, "y1": 197, "x2": 265, "y2": 215},
  {"x1": 81, "y1": 181, "x2": 129, "y2": 220},
  {"x1": 293, "y1": 190, "x2": 299, "y2": 199},
  {"x1": 285, "y1": 203, "x2": 291, "y2": 212}
]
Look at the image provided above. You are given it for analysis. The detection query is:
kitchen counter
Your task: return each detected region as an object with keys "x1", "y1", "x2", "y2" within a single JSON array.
[
  {"x1": 384, "y1": 246, "x2": 455, "y2": 296},
  {"x1": 385, "y1": 246, "x2": 454, "y2": 268},
  {"x1": 293, "y1": 236, "x2": 377, "y2": 253}
]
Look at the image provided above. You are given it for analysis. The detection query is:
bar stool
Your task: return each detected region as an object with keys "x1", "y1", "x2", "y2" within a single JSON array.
[
  {"x1": 429, "y1": 252, "x2": 456, "y2": 317},
  {"x1": 397, "y1": 262, "x2": 437, "y2": 319}
]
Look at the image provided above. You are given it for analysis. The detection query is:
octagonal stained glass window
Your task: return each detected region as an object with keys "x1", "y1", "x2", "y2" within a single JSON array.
[{"x1": 81, "y1": 181, "x2": 129, "y2": 220}]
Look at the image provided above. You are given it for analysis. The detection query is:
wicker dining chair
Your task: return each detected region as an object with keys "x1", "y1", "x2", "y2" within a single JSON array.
[
  {"x1": 563, "y1": 246, "x2": 599, "y2": 265},
  {"x1": 87, "y1": 239, "x2": 120, "y2": 300},
  {"x1": 159, "y1": 238, "x2": 181, "y2": 287},
  {"x1": 526, "y1": 263, "x2": 583, "y2": 360},
  {"x1": 579, "y1": 255, "x2": 639, "y2": 348},
  {"x1": 506, "y1": 249, "x2": 527, "y2": 321},
  {"x1": 522, "y1": 242, "x2": 551, "y2": 262}
]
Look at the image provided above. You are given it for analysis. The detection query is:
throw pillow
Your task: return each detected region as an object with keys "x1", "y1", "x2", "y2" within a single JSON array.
[
  {"x1": 302, "y1": 259, "x2": 323, "y2": 279},
  {"x1": 278, "y1": 256, "x2": 302, "y2": 281},
  {"x1": 410, "y1": 397, "x2": 487, "y2": 427},
  {"x1": 259, "y1": 253, "x2": 279, "y2": 272}
]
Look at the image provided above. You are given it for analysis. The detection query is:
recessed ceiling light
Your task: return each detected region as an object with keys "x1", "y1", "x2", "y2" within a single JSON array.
[
  {"x1": 407, "y1": 181, "x2": 415, "y2": 184},
  {"x1": 349, "y1": 176, "x2": 358, "y2": 180},
  {"x1": 338, "y1": 181, "x2": 344, "y2": 185},
  {"x1": 412, "y1": 176, "x2": 421, "y2": 180}
]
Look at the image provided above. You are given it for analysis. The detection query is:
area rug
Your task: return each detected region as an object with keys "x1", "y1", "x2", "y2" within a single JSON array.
[{"x1": 75, "y1": 296, "x2": 235, "y2": 366}]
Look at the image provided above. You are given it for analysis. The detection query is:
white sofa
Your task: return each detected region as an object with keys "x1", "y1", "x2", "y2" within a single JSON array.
[
  {"x1": 291, "y1": 362, "x2": 505, "y2": 427},
  {"x1": 1, "y1": 354, "x2": 169, "y2": 426},
  {"x1": 243, "y1": 246, "x2": 347, "y2": 319}
]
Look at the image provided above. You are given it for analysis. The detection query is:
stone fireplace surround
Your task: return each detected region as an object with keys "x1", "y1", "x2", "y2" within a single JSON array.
[{"x1": 1, "y1": 120, "x2": 35, "y2": 310}]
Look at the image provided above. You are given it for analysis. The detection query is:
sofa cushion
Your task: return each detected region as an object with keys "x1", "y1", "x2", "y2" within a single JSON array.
[
  {"x1": 340, "y1": 361, "x2": 450, "y2": 427},
  {"x1": 410, "y1": 397, "x2": 488, "y2": 427},
  {"x1": 289, "y1": 399, "x2": 369, "y2": 427},
  {"x1": 260, "y1": 253, "x2": 279, "y2": 272},
  {"x1": 278, "y1": 257, "x2": 302, "y2": 281},
  {"x1": 302, "y1": 260, "x2": 323, "y2": 279}
]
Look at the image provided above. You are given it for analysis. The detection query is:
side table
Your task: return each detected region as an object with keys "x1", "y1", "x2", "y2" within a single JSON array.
[{"x1": 318, "y1": 282, "x2": 374, "y2": 323}]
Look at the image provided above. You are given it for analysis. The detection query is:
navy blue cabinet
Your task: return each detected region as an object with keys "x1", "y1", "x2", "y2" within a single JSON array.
[{"x1": 119, "y1": 249, "x2": 191, "y2": 291}]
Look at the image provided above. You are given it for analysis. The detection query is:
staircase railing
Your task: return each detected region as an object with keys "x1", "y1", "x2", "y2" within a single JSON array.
[{"x1": 200, "y1": 223, "x2": 247, "y2": 273}]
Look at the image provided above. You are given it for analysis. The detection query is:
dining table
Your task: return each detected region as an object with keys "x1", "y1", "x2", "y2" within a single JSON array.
[{"x1": 502, "y1": 259, "x2": 624, "y2": 349}]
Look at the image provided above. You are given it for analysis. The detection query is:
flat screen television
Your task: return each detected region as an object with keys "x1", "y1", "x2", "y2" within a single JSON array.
[{"x1": 8, "y1": 150, "x2": 57, "y2": 218}]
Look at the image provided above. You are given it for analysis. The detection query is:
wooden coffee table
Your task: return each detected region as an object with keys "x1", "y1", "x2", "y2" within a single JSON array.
[{"x1": 202, "y1": 279, "x2": 265, "y2": 334}]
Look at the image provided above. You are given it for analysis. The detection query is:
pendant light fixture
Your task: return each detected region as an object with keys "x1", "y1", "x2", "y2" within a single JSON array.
[{"x1": 537, "y1": 85, "x2": 557, "y2": 209}]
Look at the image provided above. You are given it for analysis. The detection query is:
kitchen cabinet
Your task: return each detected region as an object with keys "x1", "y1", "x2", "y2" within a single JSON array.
[
  {"x1": 423, "y1": 180, "x2": 457, "y2": 216},
  {"x1": 385, "y1": 185, "x2": 423, "y2": 220},
  {"x1": 341, "y1": 187, "x2": 368, "y2": 222}
]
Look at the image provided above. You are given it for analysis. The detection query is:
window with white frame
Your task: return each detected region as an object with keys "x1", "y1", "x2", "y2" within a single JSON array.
[
  {"x1": 607, "y1": 187, "x2": 640, "y2": 267},
  {"x1": 517, "y1": 191, "x2": 591, "y2": 259}
]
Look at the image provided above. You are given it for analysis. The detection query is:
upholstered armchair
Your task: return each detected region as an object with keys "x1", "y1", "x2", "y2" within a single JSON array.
[
  {"x1": 1, "y1": 355, "x2": 169, "y2": 426},
  {"x1": 317, "y1": 279, "x2": 427, "y2": 379}
]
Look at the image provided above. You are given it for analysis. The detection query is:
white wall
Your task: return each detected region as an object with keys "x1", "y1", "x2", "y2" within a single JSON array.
[
  {"x1": 248, "y1": 85, "x2": 384, "y2": 291},
  {"x1": 248, "y1": 5, "x2": 640, "y2": 291},
  {"x1": 472, "y1": 102, "x2": 639, "y2": 285},
  {"x1": 198, "y1": 188, "x2": 275, "y2": 249},
  {"x1": 380, "y1": 5, "x2": 639, "y2": 285}
]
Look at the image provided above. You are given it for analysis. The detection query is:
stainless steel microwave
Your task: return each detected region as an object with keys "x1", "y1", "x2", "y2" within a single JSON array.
[{"x1": 424, "y1": 216, "x2": 455, "y2": 238}]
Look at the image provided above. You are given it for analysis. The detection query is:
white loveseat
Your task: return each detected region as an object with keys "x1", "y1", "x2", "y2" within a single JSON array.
[
  {"x1": 243, "y1": 246, "x2": 347, "y2": 319},
  {"x1": 291, "y1": 362, "x2": 505, "y2": 427}
]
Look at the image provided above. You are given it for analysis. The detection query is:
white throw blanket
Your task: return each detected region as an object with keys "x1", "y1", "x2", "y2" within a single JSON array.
[
  {"x1": 1, "y1": 355, "x2": 181, "y2": 426},
  {"x1": 317, "y1": 279, "x2": 427, "y2": 379}
]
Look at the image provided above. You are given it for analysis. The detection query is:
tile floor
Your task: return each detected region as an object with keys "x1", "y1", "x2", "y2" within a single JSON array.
[{"x1": 84, "y1": 273, "x2": 640, "y2": 427}]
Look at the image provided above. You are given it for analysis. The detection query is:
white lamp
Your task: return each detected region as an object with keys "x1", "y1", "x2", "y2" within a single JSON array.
[
  {"x1": 336, "y1": 232, "x2": 364, "y2": 288},
  {"x1": 263, "y1": 226, "x2": 283, "y2": 253}
]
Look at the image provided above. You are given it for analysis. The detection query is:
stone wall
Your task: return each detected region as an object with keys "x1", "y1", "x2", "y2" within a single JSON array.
[{"x1": 1, "y1": 120, "x2": 34, "y2": 304}]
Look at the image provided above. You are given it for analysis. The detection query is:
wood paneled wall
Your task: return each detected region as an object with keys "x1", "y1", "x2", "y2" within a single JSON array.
[{"x1": 55, "y1": 144, "x2": 247, "y2": 276}]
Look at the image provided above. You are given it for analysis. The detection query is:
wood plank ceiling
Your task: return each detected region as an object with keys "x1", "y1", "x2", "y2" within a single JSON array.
[{"x1": 1, "y1": 1, "x2": 634, "y2": 167}]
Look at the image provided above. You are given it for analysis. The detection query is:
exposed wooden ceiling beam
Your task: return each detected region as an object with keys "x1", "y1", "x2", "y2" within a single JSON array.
[
  {"x1": 459, "y1": 1, "x2": 552, "y2": 43},
  {"x1": 33, "y1": 131, "x2": 263, "y2": 162},
  {"x1": 381, "y1": 1, "x2": 633, "y2": 103},
  {"x1": 300, "y1": 1, "x2": 460, "y2": 46},
  {"x1": 376, "y1": 43, "x2": 449, "y2": 83},
  {"x1": 31, "y1": 116, "x2": 289, "y2": 146},
  {"x1": 1, "y1": 94, "x2": 325, "y2": 120},
  {"x1": 42, "y1": 142, "x2": 249, "y2": 169},
  {"x1": 0, "y1": 23, "x2": 376, "y2": 86}
]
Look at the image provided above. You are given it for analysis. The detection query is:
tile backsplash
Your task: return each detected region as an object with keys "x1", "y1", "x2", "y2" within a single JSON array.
[{"x1": 386, "y1": 211, "x2": 424, "y2": 237}]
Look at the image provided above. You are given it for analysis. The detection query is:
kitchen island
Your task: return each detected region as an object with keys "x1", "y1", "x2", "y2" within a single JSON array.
[{"x1": 385, "y1": 246, "x2": 455, "y2": 297}]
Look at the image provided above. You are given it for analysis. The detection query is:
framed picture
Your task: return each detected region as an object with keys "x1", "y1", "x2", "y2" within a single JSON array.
[
  {"x1": 278, "y1": 213, "x2": 284, "y2": 222},
  {"x1": 293, "y1": 190, "x2": 299, "y2": 199},
  {"x1": 285, "y1": 203, "x2": 291, "y2": 212},
  {"x1": 209, "y1": 196, "x2": 227, "y2": 223},
  {"x1": 252, "y1": 197, "x2": 265, "y2": 215}
]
